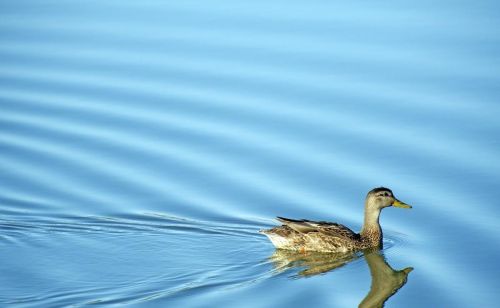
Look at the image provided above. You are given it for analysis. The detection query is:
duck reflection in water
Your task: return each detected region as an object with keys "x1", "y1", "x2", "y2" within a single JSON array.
[{"x1": 268, "y1": 248, "x2": 412, "y2": 308}]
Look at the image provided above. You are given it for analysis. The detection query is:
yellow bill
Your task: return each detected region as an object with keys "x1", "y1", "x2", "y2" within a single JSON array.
[{"x1": 393, "y1": 200, "x2": 412, "y2": 209}]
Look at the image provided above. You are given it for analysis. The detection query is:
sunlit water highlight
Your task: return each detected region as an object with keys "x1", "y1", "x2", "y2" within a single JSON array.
[{"x1": 1, "y1": 1, "x2": 499, "y2": 307}]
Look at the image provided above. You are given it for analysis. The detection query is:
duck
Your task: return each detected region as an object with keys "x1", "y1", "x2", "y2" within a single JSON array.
[{"x1": 260, "y1": 187, "x2": 411, "y2": 253}]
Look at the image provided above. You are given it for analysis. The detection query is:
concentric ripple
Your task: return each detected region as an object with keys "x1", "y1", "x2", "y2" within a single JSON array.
[{"x1": 1, "y1": 1, "x2": 500, "y2": 307}]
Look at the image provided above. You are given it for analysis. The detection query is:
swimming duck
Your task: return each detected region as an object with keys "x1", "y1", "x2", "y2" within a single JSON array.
[{"x1": 261, "y1": 187, "x2": 411, "y2": 253}]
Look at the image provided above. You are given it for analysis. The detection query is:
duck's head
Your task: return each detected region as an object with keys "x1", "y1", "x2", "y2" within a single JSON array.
[{"x1": 365, "y1": 187, "x2": 412, "y2": 211}]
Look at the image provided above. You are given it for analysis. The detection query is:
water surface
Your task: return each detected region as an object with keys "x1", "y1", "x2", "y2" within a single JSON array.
[{"x1": 1, "y1": 1, "x2": 500, "y2": 307}]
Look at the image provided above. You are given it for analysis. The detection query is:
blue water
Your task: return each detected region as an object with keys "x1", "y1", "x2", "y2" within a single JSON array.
[{"x1": 1, "y1": 1, "x2": 500, "y2": 307}]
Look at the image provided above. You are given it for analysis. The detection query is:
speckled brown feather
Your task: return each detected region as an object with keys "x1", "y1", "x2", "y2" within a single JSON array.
[{"x1": 261, "y1": 218, "x2": 368, "y2": 253}]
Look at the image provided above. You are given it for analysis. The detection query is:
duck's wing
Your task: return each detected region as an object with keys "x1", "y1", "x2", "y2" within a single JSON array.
[{"x1": 276, "y1": 216, "x2": 359, "y2": 241}]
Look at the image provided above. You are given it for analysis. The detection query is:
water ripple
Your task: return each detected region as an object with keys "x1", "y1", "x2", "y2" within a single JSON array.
[{"x1": 1, "y1": 1, "x2": 500, "y2": 307}]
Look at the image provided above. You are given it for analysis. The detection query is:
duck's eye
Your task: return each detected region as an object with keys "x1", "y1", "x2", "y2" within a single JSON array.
[{"x1": 384, "y1": 193, "x2": 389, "y2": 197}]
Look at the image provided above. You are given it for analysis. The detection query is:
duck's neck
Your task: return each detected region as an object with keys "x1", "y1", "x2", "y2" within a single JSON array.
[{"x1": 360, "y1": 207, "x2": 382, "y2": 247}]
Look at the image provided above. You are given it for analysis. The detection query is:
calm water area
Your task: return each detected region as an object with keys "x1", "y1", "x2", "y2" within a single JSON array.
[{"x1": 1, "y1": 1, "x2": 499, "y2": 307}]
